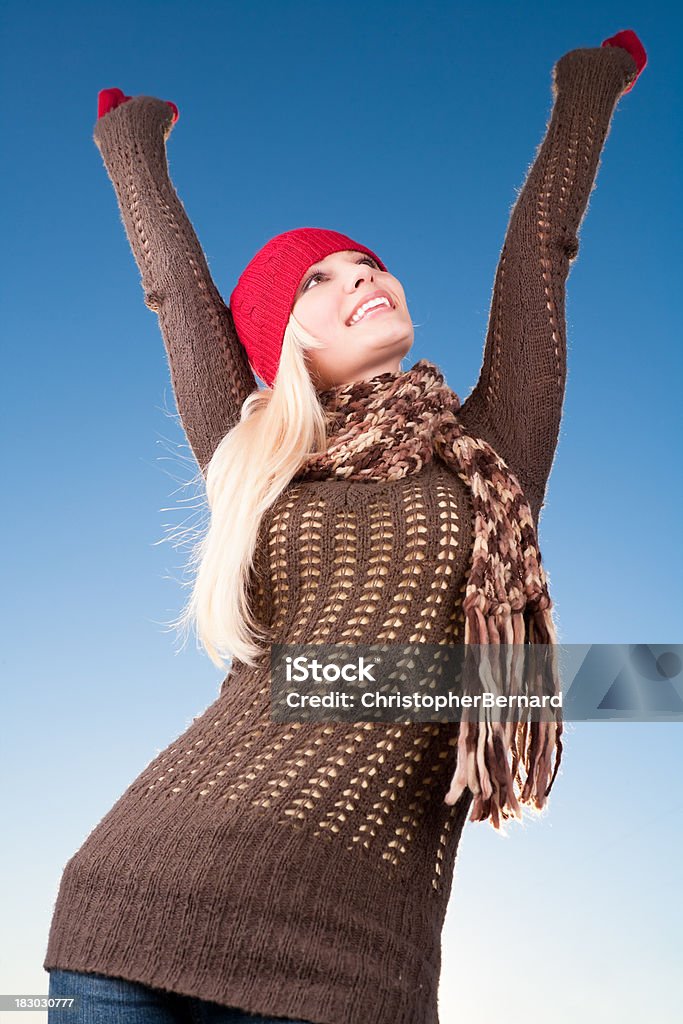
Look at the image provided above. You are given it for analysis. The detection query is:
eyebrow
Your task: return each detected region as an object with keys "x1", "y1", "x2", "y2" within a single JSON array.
[{"x1": 296, "y1": 251, "x2": 365, "y2": 296}]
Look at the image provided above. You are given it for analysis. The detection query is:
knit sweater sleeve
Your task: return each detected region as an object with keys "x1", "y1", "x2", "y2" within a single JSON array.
[
  {"x1": 93, "y1": 96, "x2": 258, "y2": 477},
  {"x1": 457, "y1": 45, "x2": 639, "y2": 524}
]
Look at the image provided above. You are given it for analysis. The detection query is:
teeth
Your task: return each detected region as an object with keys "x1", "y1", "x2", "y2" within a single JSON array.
[{"x1": 349, "y1": 297, "x2": 391, "y2": 324}]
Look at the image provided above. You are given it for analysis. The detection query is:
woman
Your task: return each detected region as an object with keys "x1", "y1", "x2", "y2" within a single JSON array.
[{"x1": 44, "y1": 29, "x2": 646, "y2": 1024}]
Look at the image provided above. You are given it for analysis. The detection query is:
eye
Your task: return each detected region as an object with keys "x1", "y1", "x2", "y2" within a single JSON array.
[{"x1": 302, "y1": 255, "x2": 378, "y2": 293}]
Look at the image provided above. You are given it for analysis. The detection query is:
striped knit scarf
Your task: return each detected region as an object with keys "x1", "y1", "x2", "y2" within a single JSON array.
[{"x1": 297, "y1": 358, "x2": 563, "y2": 830}]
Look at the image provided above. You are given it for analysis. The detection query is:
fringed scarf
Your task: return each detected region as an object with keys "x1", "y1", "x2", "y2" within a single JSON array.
[{"x1": 296, "y1": 358, "x2": 563, "y2": 830}]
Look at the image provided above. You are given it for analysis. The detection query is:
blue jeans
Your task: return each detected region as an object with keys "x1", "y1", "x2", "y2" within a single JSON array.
[{"x1": 47, "y1": 970, "x2": 314, "y2": 1024}]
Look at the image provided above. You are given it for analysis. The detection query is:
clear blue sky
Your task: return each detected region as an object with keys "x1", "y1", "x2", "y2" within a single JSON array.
[{"x1": 2, "y1": 2, "x2": 681, "y2": 1022}]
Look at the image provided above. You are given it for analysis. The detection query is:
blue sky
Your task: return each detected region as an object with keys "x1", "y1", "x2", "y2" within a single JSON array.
[{"x1": 2, "y1": 2, "x2": 681, "y2": 1021}]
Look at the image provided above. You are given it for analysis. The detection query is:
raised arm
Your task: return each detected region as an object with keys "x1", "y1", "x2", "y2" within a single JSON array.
[
  {"x1": 93, "y1": 94, "x2": 258, "y2": 477},
  {"x1": 458, "y1": 36, "x2": 643, "y2": 525}
]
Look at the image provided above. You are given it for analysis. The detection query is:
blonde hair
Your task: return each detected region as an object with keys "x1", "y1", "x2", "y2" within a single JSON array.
[{"x1": 167, "y1": 312, "x2": 332, "y2": 671}]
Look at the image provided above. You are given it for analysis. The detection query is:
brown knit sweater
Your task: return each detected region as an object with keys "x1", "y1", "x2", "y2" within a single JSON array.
[{"x1": 43, "y1": 46, "x2": 637, "y2": 1024}]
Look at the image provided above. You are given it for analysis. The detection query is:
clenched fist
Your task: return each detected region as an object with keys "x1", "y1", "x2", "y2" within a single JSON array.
[
  {"x1": 97, "y1": 87, "x2": 179, "y2": 123},
  {"x1": 600, "y1": 28, "x2": 647, "y2": 93}
]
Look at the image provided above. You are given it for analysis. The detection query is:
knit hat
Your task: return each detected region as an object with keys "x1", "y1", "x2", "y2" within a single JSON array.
[{"x1": 229, "y1": 228, "x2": 388, "y2": 387}]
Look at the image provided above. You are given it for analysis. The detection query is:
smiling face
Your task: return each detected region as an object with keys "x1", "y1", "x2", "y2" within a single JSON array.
[{"x1": 290, "y1": 250, "x2": 414, "y2": 391}]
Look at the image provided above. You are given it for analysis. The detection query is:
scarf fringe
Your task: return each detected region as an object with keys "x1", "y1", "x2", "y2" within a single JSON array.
[{"x1": 445, "y1": 599, "x2": 564, "y2": 830}]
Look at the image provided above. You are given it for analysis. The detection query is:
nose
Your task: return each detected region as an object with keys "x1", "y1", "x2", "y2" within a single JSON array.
[{"x1": 345, "y1": 264, "x2": 374, "y2": 292}]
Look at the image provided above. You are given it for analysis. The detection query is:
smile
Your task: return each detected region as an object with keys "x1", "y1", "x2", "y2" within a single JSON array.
[{"x1": 347, "y1": 303, "x2": 394, "y2": 327}]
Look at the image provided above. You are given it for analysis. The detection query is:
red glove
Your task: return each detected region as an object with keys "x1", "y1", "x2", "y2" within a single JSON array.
[
  {"x1": 97, "y1": 87, "x2": 179, "y2": 124},
  {"x1": 600, "y1": 29, "x2": 647, "y2": 94}
]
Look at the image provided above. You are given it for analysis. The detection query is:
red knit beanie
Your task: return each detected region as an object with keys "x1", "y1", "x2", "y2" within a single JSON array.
[{"x1": 229, "y1": 227, "x2": 388, "y2": 387}]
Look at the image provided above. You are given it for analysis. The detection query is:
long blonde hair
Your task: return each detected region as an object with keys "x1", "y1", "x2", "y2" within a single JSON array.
[{"x1": 166, "y1": 312, "x2": 336, "y2": 671}]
